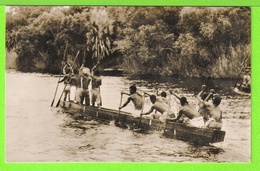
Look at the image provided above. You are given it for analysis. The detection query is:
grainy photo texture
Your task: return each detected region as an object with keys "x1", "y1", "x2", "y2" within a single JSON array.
[{"x1": 6, "y1": 6, "x2": 251, "y2": 162}]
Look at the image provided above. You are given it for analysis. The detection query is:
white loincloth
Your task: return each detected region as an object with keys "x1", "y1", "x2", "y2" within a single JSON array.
[
  {"x1": 75, "y1": 88, "x2": 83, "y2": 103},
  {"x1": 206, "y1": 118, "x2": 222, "y2": 130},
  {"x1": 70, "y1": 86, "x2": 76, "y2": 101},
  {"x1": 186, "y1": 116, "x2": 204, "y2": 128},
  {"x1": 130, "y1": 108, "x2": 142, "y2": 118},
  {"x1": 91, "y1": 88, "x2": 101, "y2": 105},
  {"x1": 158, "y1": 112, "x2": 169, "y2": 122}
]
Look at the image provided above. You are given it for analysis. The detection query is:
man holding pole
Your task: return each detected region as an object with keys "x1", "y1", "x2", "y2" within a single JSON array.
[
  {"x1": 91, "y1": 70, "x2": 102, "y2": 107},
  {"x1": 58, "y1": 64, "x2": 73, "y2": 101},
  {"x1": 79, "y1": 67, "x2": 92, "y2": 105}
]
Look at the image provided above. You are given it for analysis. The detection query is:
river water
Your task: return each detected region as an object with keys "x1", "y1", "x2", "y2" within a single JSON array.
[{"x1": 5, "y1": 70, "x2": 250, "y2": 162}]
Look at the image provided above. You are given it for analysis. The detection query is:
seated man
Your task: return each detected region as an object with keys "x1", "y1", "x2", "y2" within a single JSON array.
[
  {"x1": 141, "y1": 95, "x2": 175, "y2": 122},
  {"x1": 119, "y1": 85, "x2": 144, "y2": 118},
  {"x1": 242, "y1": 68, "x2": 251, "y2": 88},
  {"x1": 203, "y1": 95, "x2": 223, "y2": 130},
  {"x1": 196, "y1": 86, "x2": 215, "y2": 123},
  {"x1": 170, "y1": 93, "x2": 204, "y2": 128},
  {"x1": 157, "y1": 91, "x2": 170, "y2": 106}
]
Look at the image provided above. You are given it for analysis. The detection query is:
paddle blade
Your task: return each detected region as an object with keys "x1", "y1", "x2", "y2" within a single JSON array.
[
  {"x1": 56, "y1": 99, "x2": 61, "y2": 107},
  {"x1": 51, "y1": 99, "x2": 54, "y2": 107}
]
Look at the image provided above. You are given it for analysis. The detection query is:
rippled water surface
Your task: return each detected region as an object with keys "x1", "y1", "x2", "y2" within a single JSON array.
[{"x1": 6, "y1": 71, "x2": 250, "y2": 162}]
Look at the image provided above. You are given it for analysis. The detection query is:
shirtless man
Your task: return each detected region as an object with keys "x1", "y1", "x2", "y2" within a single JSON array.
[
  {"x1": 197, "y1": 92, "x2": 222, "y2": 130},
  {"x1": 242, "y1": 68, "x2": 251, "y2": 88},
  {"x1": 170, "y1": 92, "x2": 204, "y2": 128},
  {"x1": 141, "y1": 95, "x2": 175, "y2": 122},
  {"x1": 144, "y1": 90, "x2": 169, "y2": 104},
  {"x1": 91, "y1": 70, "x2": 102, "y2": 107},
  {"x1": 119, "y1": 85, "x2": 144, "y2": 118},
  {"x1": 196, "y1": 86, "x2": 215, "y2": 123},
  {"x1": 79, "y1": 67, "x2": 92, "y2": 106},
  {"x1": 157, "y1": 91, "x2": 170, "y2": 106},
  {"x1": 70, "y1": 69, "x2": 81, "y2": 103},
  {"x1": 58, "y1": 64, "x2": 72, "y2": 101}
]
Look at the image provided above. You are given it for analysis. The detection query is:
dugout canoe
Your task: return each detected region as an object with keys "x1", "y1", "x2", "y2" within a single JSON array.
[
  {"x1": 59, "y1": 100, "x2": 225, "y2": 145},
  {"x1": 234, "y1": 83, "x2": 250, "y2": 95}
]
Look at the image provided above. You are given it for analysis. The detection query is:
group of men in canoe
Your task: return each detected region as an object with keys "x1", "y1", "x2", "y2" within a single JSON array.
[
  {"x1": 119, "y1": 84, "x2": 222, "y2": 130},
  {"x1": 58, "y1": 62, "x2": 222, "y2": 130}
]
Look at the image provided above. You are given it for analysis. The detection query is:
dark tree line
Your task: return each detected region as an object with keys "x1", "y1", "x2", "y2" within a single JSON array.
[{"x1": 6, "y1": 6, "x2": 250, "y2": 78}]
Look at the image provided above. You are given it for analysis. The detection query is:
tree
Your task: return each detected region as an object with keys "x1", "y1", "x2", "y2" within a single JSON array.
[
  {"x1": 112, "y1": 7, "x2": 182, "y2": 75},
  {"x1": 86, "y1": 7, "x2": 113, "y2": 66}
]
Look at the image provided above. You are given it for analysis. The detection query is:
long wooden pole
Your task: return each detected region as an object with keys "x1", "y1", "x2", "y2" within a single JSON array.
[
  {"x1": 55, "y1": 50, "x2": 80, "y2": 107},
  {"x1": 115, "y1": 93, "x2": 123, "y2": 125},
  {"x1": 51, "y1": 42, "x2": 68, "y2": 107},
  {"x1": 50, "y1": 66, "x2": 63, "y2": 107}
]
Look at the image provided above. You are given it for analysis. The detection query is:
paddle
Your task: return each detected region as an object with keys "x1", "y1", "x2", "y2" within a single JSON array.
[
  {"x1": 99, "y1": 86, "x2": 102, "y2": 106},
  {"x1": 115, "y1": 93, "x2": 123, "y2": 125},
  {"x1": 169, "y1": 90, "x2": 181, "y2": 100},
  {"x1": 63, "y1": 59, "x2": 72, "y2": 68},
  {"x1": 50, "y1": 66, "x2": 63, "y2": 107},
  {"x1": 55, "y1": 50, "x2": 80, "y2": 107},
  {"x1": 51, "y1": 42, "x2": 68, "y2": 107}
]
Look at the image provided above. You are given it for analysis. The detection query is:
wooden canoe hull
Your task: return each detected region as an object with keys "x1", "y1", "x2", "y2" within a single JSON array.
[
  {"x1": 60, "y1": 101, "x2": 165, "y2": 131},
  {"x1": 60, "y1": 101, "x2": 225, "y2": 144},
  {"x1": 164, "y1": 120, "x2": 226, "y2": 144},
  {"x1": 234, "y1": 83, "x2": 250, "y2": 94}
]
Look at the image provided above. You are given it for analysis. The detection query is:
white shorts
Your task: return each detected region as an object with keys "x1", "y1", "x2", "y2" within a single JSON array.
[
  {"x1": 206, "y1": 118, "x2": 222, "y2": 130},
  {"x1": 158, "y1": 112, "x2": 168, "y2": 122},
  {"x1": 70, "y1": 86, "x2": 76, "y2": 101},
  {"x1": 130, "y1": 109, "x2": 142, "y2": 118},
  {"x1": 186, "y1": 116, "x2": 204, "y2": 128},
  {"x1": 92, "y1": 88, "x2": 101, "y2": 105},
  {"x1": 75, "y1": 88, "x2": 83, "y2": 103}
]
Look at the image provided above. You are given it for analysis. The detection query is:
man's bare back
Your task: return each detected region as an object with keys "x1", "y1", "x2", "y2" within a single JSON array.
[{"x1": 129, "y1": 93, "x2": 143, "y2": 110}]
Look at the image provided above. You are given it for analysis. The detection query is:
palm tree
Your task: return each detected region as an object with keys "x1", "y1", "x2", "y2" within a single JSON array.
[{"x1": 86, "y1": 7, "x2": 112, "y2": 65}]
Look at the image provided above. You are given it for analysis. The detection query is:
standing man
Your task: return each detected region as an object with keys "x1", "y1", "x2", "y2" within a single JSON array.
[
  {"x1": 69, "y1": 69, "x2": 80, "y2": 103},
  {"x1": 58, "y1": 64, "x2": 72, "y2": 101},
  {"x1": 80, "y1": 67, "x2": 92, "y2": 105},
  {"x1": 91, "y1": 70, "x2": 102, "y2": 107}
]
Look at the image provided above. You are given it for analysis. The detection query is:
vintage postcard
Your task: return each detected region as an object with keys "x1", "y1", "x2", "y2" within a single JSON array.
[{"x1": 1, "y1": 1, "x2": 259, "y2": 171}]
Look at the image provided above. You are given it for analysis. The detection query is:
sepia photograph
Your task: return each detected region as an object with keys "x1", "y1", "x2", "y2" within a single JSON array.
[{"x1": 5, "y1": 6, "x2": 251, "y2": 163}]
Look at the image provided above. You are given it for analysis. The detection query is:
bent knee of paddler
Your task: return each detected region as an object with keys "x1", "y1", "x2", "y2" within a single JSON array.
[
  {"x1": 208, "y1": 122, "x2": 222, "y2": 130},
  {"x1": 168, "y1": 113, "x2": 176, "y2": 118}
]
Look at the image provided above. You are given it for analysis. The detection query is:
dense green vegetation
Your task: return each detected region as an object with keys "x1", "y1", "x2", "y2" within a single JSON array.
[{"x1": 6, "y1": 6, "x2": 250, "y2": 78}]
